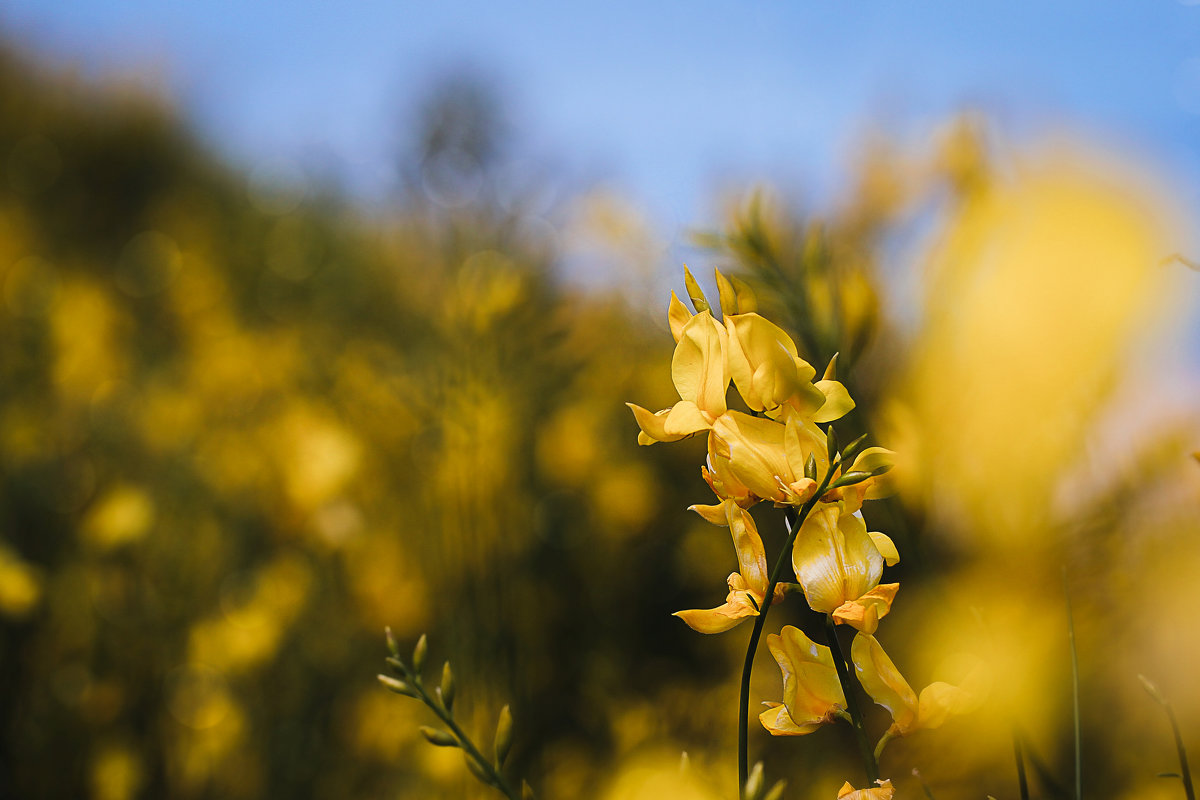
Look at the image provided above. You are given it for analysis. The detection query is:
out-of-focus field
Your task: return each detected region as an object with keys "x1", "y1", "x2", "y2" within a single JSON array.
[{"x1": 0, "y1": 45, "x2": 1197, "y2": 800}]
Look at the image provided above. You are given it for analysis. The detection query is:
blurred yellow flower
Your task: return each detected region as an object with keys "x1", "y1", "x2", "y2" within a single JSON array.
[
  {"x1": 851, "y1": 633, "x2": 985, "y2": 738},
  {"x1": 791, "y1": 505, "x2": 899, "y2": 633},
  {"x1": 673, "y1": 502, "x2": 783, "y2": 634},
  {"x1": 759, "y1": 625, "x2": 846, "y2": 735}
]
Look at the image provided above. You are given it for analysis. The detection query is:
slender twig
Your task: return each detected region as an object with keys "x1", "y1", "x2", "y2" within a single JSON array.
[
  {"x1": 825, "y1": 614, "x2": 879, "y2": 783},
  {"x1": 1165, "y1": 702, "x2": 1196, "y2": 800},
  {"x1": 1141, "y1": 675, "x2": 1195, "y2": 800},
  {"x1": 1064, "y1": 569, "x2": 1082, "y2": 800},
  {"x1": 737, "y1": 462, "x2": 840, "y2": 797},
  {"x1": 1013, "y1": 728, "x2": 1030, "y2": 800},
  {"x1": 383, "y1": 653, "x2": 521, "y2": 800}
]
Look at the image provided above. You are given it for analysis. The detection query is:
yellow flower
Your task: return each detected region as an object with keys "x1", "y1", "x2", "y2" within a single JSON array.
[
  {"x1": 837, "y1": 779, "x2": 894, "y2": 799},
  {"x1": 708, "y1": 410, "x2": 828, "y2": 506},
  {"x1": 725, "y1": 312, "x2": 825, "y2": 415},
  {"x1": 790, "y1": 504, "x2": 899, "y2": 633},
  {"x1": 851, "y1": 633, "x2": 986, "y2": 737},
  {"x1": 827, "y1": 446, "x2": 896, "y2": 514},
  {"x1": 628, "y1": 310, "x2": 729, "y2": 445},
  {"x1": 758, "y1": 625, "x2": 846, "y2": 735},
  {"x1": 674, "y1": 502, "x2": 783, "y2": 633}
]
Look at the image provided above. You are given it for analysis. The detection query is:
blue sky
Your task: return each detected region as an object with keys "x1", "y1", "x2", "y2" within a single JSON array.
[{"x1": 3, "y1": 1, "x2": 1199, "y2": 245}]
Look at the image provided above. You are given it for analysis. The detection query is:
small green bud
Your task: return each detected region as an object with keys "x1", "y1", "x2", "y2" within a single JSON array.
[
  {"x1": 825, "y1": 425, "x2": 838, "y2": 463},
  {"x1": 804, "y1": 453, "x2": 818, "y2": 481},
  {"x1": 763, "y1": 779, "x2": 787, "y2": 800},
  {"x1": 1138, "y1": 674, "x2": 1166, "y2": 706},
  {"x1": 831, "y1": 470, "x2": 872, "y2": 489},
  {"x1": 840, "y1": 432, "x2": 869, "y2": 463},
  {"x1": 412, "y1": 634, "x2": 428, "y2": 673},
  {"x1": 440, "y1": 661, "x2": 456, "y2": 711},
  {"x1": 418, "y1": 726, "x2": 458, "y2": 747},
  {"x1": 385, "y1": 627, "x2": 399, "y2": 657},
  {"x1": 683, "y1": 265, "x2": 710, "y2": 313},
  {"x1": 385, "y1": 656, "x2": 406, "y2": 674},
  {"x1": 744, "y1": 761, "x2": 764, "y2": 800},
  {"x1": 377, "y1": 674, "x2": 416, "y2": 697},
  {"x1": 494, "y1": 704, "x2": 514, "y2": 766}
]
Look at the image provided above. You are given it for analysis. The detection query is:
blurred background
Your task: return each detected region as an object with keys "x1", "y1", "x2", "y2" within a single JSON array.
[{"x1": 1, "y1": 3, "x2": 1199, "y2": 799}]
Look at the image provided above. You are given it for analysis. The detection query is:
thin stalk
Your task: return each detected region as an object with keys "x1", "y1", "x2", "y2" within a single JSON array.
[
  {"x1": 1013, "y1": 728, "x2": 1030, "y2": 800},
  {"x1": 1064, "y1": 569, "x2": 1082, "y2": 800},
  {"x1": 1166, "y1": 702, "x2": 1196, "y2": 800},
  {"x1": 396, "y1": 665, "x2": 521, "y2": 800},
  {"x1": 737, "y1": 464, "x2": 839, "y2": 797},
  {"x1": 824, "y1": 614, "x2": 879, "y2": 784}
]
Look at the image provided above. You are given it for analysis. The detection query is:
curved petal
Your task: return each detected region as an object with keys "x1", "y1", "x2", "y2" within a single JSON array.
[
  {"x1": 868, "y1": 532, "x2": 900, "y2": 566},
  {"x1": 726, "y1": 313, "x2": 803, "y2": 412},
  {"x1": 813, "y1": 379, "x2": 855, "y2": 423},
  {"x1": 784, "y1": 414, "x2": 831, "y2": 483},
  {"x1": 712, "y1": 411, "x2": 792, "y2": 501},
  {"x1": 790, "y1": 505, "x2": 847, "y2": 613},
  {"x1": 759, "y1": 702, "x2": 820, "y2": 736},
  {"x1": 914, "y1": 681, "x2": 974, "y2": 731},
  {"x1": 627, "y1": 403, "x2": 686, "y2": 445},
  {"x1": 771, "y1": 625, "x2": 845, "y2": 727},
  {"x1": 728, "y1": 504, "x2": 770, "y2": 597},
  {"x1": 668, "y1": 291, "x2": 693, "y2": 343},
  {"x1": 837, "y1": 780, "x2": 895, "y2": 799},
  {"x1": 851, "y1": 634, "x2": 918, "y2": 734},
  {"x1": 673, "y1": 584, "x2": 758, "y2": 634},
  {"x1": 663, "y1": 400, "x2": 712, "y2": 437},
  {"x1": 838, "y1": 513, "x2": 885, "y2": 599},
  {"x1": 672, "y1": 311, "x2": 729, "y2": 418},
  {"x1": 832, "y1": 583, "x2": 899, "y2": 634}
]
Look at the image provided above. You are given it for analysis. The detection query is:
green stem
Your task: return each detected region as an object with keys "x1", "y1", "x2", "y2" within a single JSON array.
[
  {"x1": 737, "y1": 465, "x2": 838, "y2": 798},
  {"x1": 824, "y1": 614, "x2": 879, "y2": 784},
  {"x1": 1012, "y1": 728, "x2": 1030, "y2": 800},
  {"x1": 1165, "y1": 703, "x2": 1196, "y2": 800},
  {"x1": 407, "y1": 670, "x2": 521, "y2": 800},
  {"x1": 1064, "y1": 569, "x2": 1082, "y2": 800}
]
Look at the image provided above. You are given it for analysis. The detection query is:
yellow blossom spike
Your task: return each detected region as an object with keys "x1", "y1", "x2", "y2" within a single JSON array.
[
  {"x1": 714, "y1": 268, "x2": 738, "y2": 318},
  {"x1": 682, "y1": 264, "x2": 710, "y2": 312},
  {"x1": 668, "y1": 291, "x2": 693, "y2": 343}
]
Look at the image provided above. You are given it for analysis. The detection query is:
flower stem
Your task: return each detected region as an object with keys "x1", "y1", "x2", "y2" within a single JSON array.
[
  {"x1": 824, "y1": 614, "x2": 879, "y2": 784},
  {"x1": 736, "y1": 464, "x2": 839, "y2": 798}
]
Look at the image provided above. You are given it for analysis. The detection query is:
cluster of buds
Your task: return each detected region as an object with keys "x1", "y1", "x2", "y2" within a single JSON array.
[{"x1": 628, "y1": 268, "x2": 983, "y2": 790}]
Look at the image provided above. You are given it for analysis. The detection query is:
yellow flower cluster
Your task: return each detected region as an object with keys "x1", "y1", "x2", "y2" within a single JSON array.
[{"x1": 628, "y1": 267, "x2": 984, "y2": 764}]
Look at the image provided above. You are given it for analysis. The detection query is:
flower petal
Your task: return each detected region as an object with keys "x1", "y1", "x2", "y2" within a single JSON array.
[
  {"x1": 671, "y1": 311, "x2": 729, "y2": 418},
  {"x1": 868, "y1": 532, "x2": 900, "y2": 566},
  {"x1": 832, "y1": 583, "x2": 899, "y2": 634},
  {"x1": 759, "y1": 702, "x2": 821, "y2": 736},
  {"x1": 771, "y1": 625, "x2": 845, "y2": 727},
  {"x1": 668, "y1": 291, "x2": 693, "y2": 343},
  {"x1": 813, "y1": 379, "x2": 855, "y2": 423},
  {"x1": 712, "y1": 411, "x2": 791, "y2": 501},
  {"x1": 851, "y1": 634, "x2": 918, "y2": 734}
]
